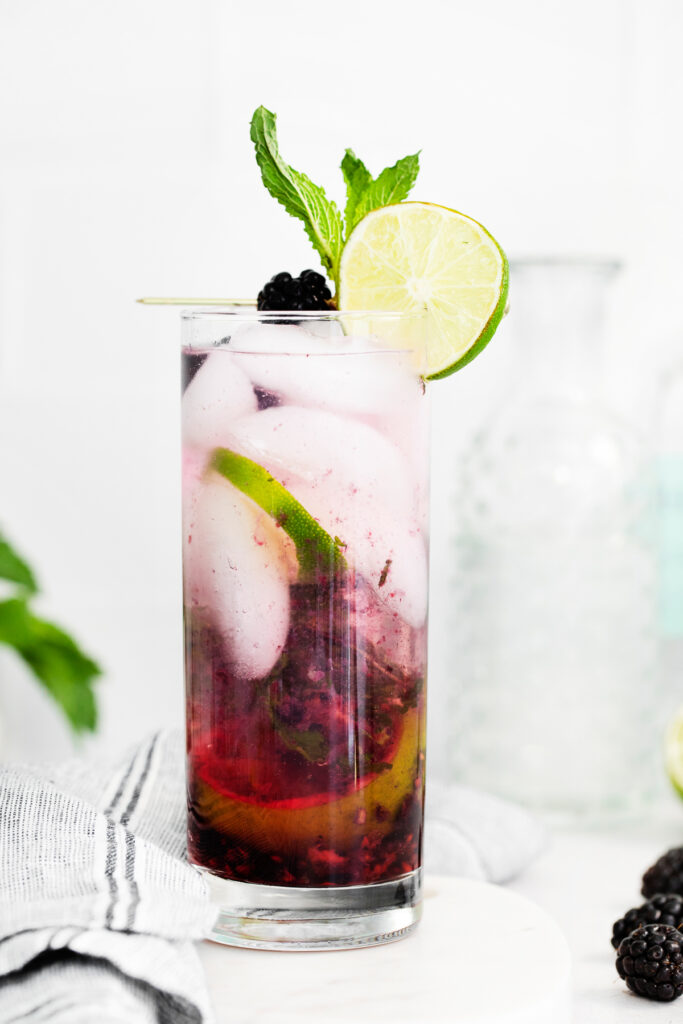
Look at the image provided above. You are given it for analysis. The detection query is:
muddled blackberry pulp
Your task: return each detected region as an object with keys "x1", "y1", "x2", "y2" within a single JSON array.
[{"x1": 186, "y1": 570, "x2": 426, "y2": 887}]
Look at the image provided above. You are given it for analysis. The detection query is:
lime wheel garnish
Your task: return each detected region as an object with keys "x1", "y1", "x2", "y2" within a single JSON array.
[{"x1": 339, "y1": 201, "x2": 508, "y2": 378}]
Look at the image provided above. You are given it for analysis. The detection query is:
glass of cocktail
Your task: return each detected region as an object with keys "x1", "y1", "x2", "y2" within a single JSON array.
[
  {"x1": 142, "y1": 102, "x2": 508, "y2": 951},
  {"x1": 182, "y1": 308, "x2": 429, "y2": 949}
]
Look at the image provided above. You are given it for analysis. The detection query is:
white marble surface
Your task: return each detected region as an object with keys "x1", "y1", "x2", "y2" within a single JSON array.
[
  {"x1": 199, "y1": 876, "x2": 571, "y2": 1023},
  {"x1": 201, "y1": 820, "x2": 683, "y2": 1021},
  {"x1": 508, "y1": 819, "x2": 683, "y2": 1023}
]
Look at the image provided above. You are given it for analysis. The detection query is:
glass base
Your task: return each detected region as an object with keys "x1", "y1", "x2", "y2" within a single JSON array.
[{"x1": 203, "y1": 868, "x2": 422, "y2": 951}]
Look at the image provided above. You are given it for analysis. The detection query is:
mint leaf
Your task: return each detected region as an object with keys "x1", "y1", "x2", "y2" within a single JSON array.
[
  {"x1": 347, "y1": 152, "x2": 421, "y2": 234},
  {"x1": 341, "y1": 149, "x2": 372, "y2": 235},
  {"x1": 270, "y1": 714, "x2": 329, "y2": 763},
  {"x1": 251, "y1": 106, "x2": 343, "y2": 285},
  {"x1": 0, "y1": 597, "x2": 101, "y2": 732},
  {"x1": 0, "y1": 532, "x2": 38, "y2": 593}
]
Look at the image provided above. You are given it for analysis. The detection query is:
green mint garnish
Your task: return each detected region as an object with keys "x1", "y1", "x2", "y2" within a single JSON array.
[
  {"x1": 342, "y1": 149, "x2": 420, "y2": 237},
  {"x1": 341, "y1": 149, "x2": 373, "y2": 236},
  {"x1": 250, "y1": 106, "x2": 344, "y2": 288},
  {"x1": 0, "y1": 595, "x2": 101, "y2": 733},
  {"x1": 251, "y1": 106, "x2": 420, "y2": 299},
  {"x1": 0, "y1": 529, "x2": 101, "y2": 733},
  {"x1": 269, "y1": 711, "x2": 329, "y2": 763},
  {"x1": 0, "y1": 532, "x2": 38, "y2": 594},
  {"x1": 210, "y1": 447, "x2": 346, "y2": 579}
]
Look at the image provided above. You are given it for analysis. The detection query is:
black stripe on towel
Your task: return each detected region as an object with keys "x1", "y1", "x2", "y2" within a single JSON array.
[
  {"x1": 120, "y1": 733, "x2": 159, "y2": 930},
  {"x1": 120, "y1": 733, "x2": 159, "y2": 828},
  {"x1": 104, "y1": 749, "x2": 139, "y2": 817},
  {"x1": 123, "y1": 830, "x2": 139, "y2": 932},
  {"x1": 103, "y1": 818, "x2": 118, "y2": 929}
]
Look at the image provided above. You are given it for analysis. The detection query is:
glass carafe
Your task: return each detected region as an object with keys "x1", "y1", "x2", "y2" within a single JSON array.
[
  {"x1": 656, "y1": 361, "x2": 683, "y2": 723},
  {"x1": 450, "y1": 260, "x2": 658, "y2": 819}
]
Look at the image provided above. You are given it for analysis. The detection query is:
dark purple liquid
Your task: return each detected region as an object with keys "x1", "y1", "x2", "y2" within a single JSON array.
[{"x1": 186, "y1": 573, "x2": 426, "y2": 886}]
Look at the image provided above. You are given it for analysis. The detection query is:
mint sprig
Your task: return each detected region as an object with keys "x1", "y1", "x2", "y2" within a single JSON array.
[
  {"x1": 251, "y1": 107, "x2": 420, "y2": 300},
  {"x1": 0, "y1": 530, "x2": 101, "y2": 733},
  {"x1": 342, "y1": 150, "x2": 420, "y2": 237},
  {"x1": 250, "y1": 107, "x2": 344, "y2": 288},
  {"x1": 341, "y1": 149, "x2": 372, "y2": 236}
]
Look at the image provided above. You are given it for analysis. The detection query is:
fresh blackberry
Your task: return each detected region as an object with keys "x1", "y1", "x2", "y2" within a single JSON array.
[
  {"x1": 257, "y1": 270, "x2": 332, "y2": 311},
  {"x1": 642, "y1": 848, "x2": 683, "y2": 899},
  {"x1": 612, "y1": 894, "x2": 683, "y2": 949},
  {"x1": 616, "y1": 924, "x2": 683, "y2": 1002}
]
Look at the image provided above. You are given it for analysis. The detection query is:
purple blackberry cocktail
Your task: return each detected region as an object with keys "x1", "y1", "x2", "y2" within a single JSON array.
[
  {"x1": 161, "y1": 104, "x2": 506, "y2": 949},
  {"x1": 182, "y1": 310, "x2": 429, "y2": 947}
]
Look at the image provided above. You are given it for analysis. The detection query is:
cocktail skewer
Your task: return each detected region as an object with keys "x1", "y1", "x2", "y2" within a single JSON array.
[{"x1": 137, "y1": 297, "x2": 253, "y2": 306}]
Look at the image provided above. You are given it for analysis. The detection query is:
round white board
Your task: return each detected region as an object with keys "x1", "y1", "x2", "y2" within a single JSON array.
[{"x1": 199, "y1": 875, "x2": 571, "y2": 1023}]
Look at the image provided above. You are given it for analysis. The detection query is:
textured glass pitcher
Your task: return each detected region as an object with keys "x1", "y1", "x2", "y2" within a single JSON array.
[{"x1": 450, "y1": 260, "x2": 659, "y2": 820}]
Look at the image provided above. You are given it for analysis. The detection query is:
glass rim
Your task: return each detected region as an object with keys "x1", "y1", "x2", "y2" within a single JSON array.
[{"x1": 181, "y1": 301, "x2": 426, "y2": 322}]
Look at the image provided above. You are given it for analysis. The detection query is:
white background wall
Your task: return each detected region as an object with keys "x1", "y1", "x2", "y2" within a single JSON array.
[{"x1": 0, "y1": 0, "x2": 682, "y2": 768}]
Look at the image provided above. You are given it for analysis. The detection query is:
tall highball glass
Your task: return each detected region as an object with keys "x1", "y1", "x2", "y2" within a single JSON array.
[{"x1": 181, "y1": 308, "x2": 429, "y2": 949}]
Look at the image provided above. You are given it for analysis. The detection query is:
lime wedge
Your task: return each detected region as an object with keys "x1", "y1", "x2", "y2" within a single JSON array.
[
  {"x1": 665, "y1": 706, "x2": 683, "y2": 799},
  {"x1": 338, "y1": 201, "x2": 508, "y2": 379},
  {"x1": 211, "y1": 447, "x2": 346, "y2": 578}
]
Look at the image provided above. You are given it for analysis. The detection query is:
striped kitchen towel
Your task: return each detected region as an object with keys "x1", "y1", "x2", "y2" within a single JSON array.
[
  {"x1": 0, "y1": 730, "x2": 544, "y2": 1022},
  {"x1": 0, "y1": 732, "x2": 216, "y2": 1024}
]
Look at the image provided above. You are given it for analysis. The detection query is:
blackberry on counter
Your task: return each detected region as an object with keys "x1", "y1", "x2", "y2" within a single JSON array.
[
  {"x1": 642, "y1": 848, "x2": 683, "y2": 899},
  {"x1": 616, "y1": 924, "x2": 683, "y2": 1002},
  {"x1": 612, "y1": 894, "x2": 683, "y2": 949},
  {"x1": 257, "y1": 270, "x2": 332, "y2": 311}
]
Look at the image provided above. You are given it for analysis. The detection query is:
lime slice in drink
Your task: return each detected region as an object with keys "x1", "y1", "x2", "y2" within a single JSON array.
[
  {"x1": 194, "y1": 708, "x2": 420, "y2": 856},
  {"x1": 210, "y1": 447, "x2": 346, "y2": 578},
  {"x1": 665, "y1": 706, "x2": 683, "y2": 799},
  {"x1": 338, "y1": 201, "x2": 508, "y2": 379}
]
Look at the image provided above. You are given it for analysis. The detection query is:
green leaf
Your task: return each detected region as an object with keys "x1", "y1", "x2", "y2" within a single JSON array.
[
  {"x1": 250, "y1": 106, "x2": 343, "y2": 284},
  {"x1": 341, "y1": 149, "x2": 372, "y2": 235},
  {"x1": 347, "y1": 152, "x2": 421, "y2": 234},
  {"x1": 270, "y1": 714, "x2": 329, "y2": 763},
  {"x1": 0, "y1": 532, "x2": 38, "y2": 593},
  {"x1": 0, "y1": 598, "x2": 101, "y2": 733}
]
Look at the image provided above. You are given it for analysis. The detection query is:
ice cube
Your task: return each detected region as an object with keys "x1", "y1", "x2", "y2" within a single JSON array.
[
  {"x1": 182, "y1": 445, "x2": 207, "y2": 489},
  {"x1": 291, "y1": 482, "x2": 428, "y2": 628},
  {"x1": 224, "y1": 406, "x2": 416, "y2": 522},
  {"x1": 182, "y1": 445, "x2": 209, "y2": 525},
  {"x1": 230, "y1": 324, "x2": 418, "y2": 417},
  {"x1": 223, "y1": 405, "x2": 427, "y2": 627},
  {"x1": 184, "y1": 473, "x2": 291, "y2": 679},
  {"x1": 375, "y1": 403, "x2": 431, "y2": 529},
  {"x1": 231, "y1": 322, "x2": 338, "y2": 355},
  {"x1": 182, "y1": 351, "x2": 257, "y2": 450}
]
